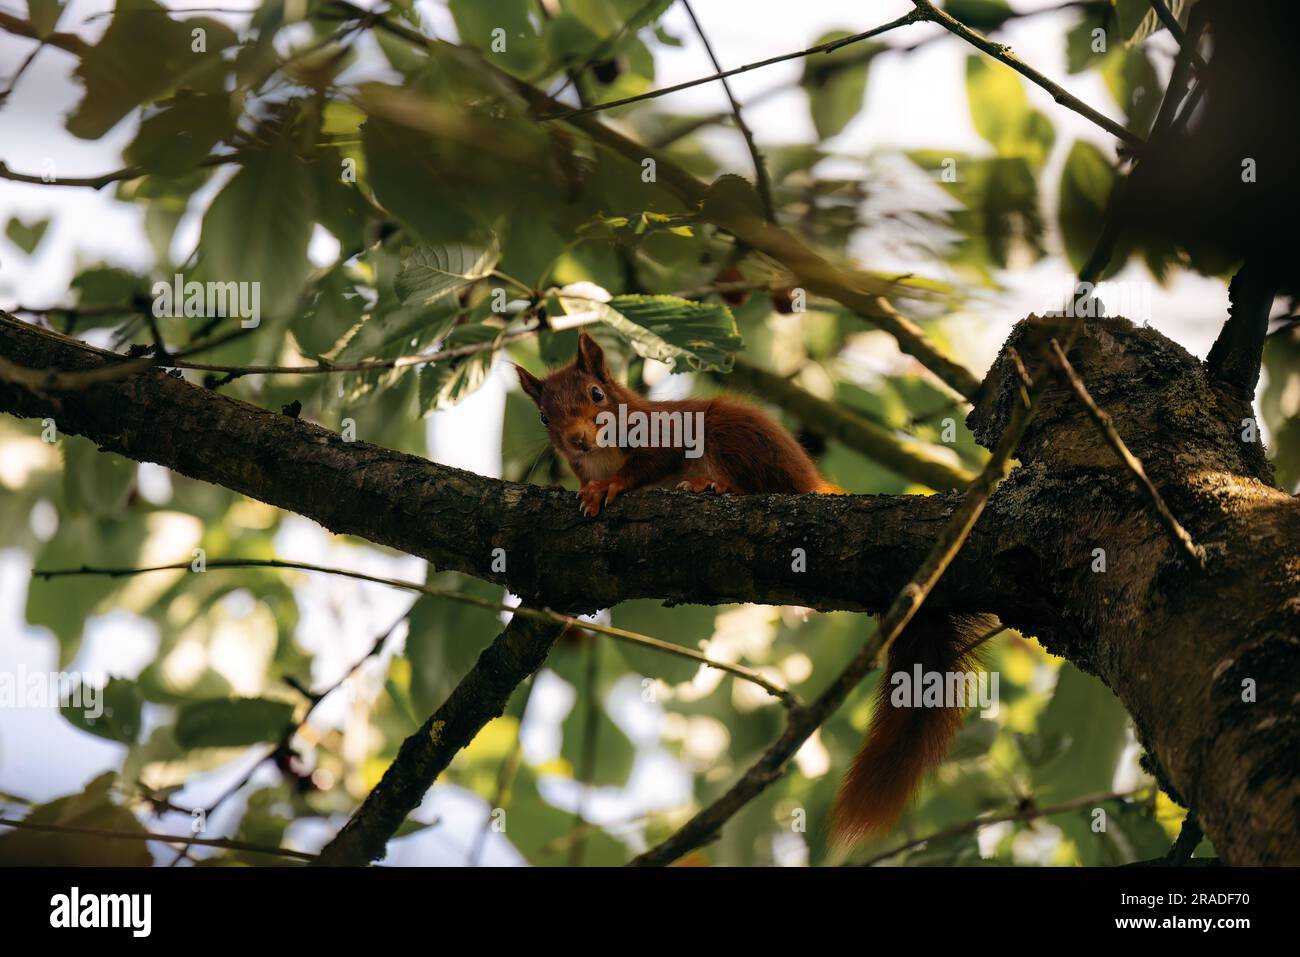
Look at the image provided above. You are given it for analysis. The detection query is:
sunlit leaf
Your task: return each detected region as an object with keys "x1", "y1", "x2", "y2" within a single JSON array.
[
  {"x1": 4, "y1": 216, "x2": 49, "y2": 255},
  {"x1": 197, "y1": 145, "x2": 317, "y2": 319},
  {"x1": 558, "y1": 284, "x2": 742, "y2": 372},
  {"x1": 417, "y1": 321, "x2": 506, "y2": 413},
  {"x1": 394, "y1": 239, "x2": 501, "y2": 307},
  {"x1": 67, "y1": 0, "x2": 236, "y2": 139},
  {"x1": 174, "y1": 697, "x2": 295, "y2": 749}
]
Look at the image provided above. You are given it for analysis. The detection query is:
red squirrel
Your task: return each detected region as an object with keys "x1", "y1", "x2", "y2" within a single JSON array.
[
  {"x1": 515, "y1": 332, "x2": 842, "y2": 514},
  {"x1": 517, "y1": 331, "x2": 996, "y2": 844}
]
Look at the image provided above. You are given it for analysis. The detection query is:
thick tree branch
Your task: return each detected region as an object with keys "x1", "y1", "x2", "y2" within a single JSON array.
[
  {"x1": 0, "y1": 312, "x2": 1011, "y2": 616},
  {"x1": 3, "y1": 286, "x2": 1298, "y2": 865},
  {"x1": 1205, "y1": 258, "x2": 1281, "y2": 401},
  {"x1": 314, "y1": 613, "x2": 565, "y2": 865},
  {"x1": 632, "y1": 358, "x2": 1032, "y2": 866}
]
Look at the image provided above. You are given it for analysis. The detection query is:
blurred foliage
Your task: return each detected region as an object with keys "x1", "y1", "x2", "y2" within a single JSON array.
[{"x1": 1, "y1": 0, "x2": 1262, "y2": 866}]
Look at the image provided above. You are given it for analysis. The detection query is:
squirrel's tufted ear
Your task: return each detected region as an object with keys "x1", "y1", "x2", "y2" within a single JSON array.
[
  {"x1": 515, "y1": 364, "x2": 544, "y2": 405},
  {"x1": 576, "y1": 331, "x2": 609, "y2": 381}
]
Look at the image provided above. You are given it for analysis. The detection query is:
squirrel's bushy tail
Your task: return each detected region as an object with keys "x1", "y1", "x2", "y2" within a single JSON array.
[{"x1": 830, "y1": 611, "x2": 998, "y2": 846}]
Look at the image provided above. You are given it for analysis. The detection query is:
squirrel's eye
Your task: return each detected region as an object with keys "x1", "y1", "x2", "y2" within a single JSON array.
[
  {"x1": 539, "y1": 412, "x2": 549, "y2": 427},
  {"x1": 591, "y1": 386, "x2": 605, "y2": 402}
]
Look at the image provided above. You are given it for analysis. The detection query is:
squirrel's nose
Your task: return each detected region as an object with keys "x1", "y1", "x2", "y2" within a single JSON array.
[{"x1": 568, "y1": 432, "x2": 590, "y2": 452}]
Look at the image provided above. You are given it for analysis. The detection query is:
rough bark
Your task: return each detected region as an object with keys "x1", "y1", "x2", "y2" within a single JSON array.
[
  {"x1": 2, "y1": 310, "x2": 1298, "y2": 863},
  {"x1": 971, "y1": 314, "x2": 1299, "y2": 865},
  {"x1": 0, "y1": 314, "x2": 1021, "y2": 616}
]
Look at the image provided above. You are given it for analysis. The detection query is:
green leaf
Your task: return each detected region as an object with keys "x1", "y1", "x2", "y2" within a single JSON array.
[
  {"x1": 174, "y1": 696, "x2": 295, "y2": 749},
  {"x1": 124, "y1": 91, "x2": 234, "y2": 177},
  {"x1": 945, "y1": 0, "x2": 1015, "y2": 33},
  {"x1": 802, "y1": 31, "x2": 880, "y2": 140},
  {"x1": 448, "y1": 0, "x2": 544, "y2": 76},
  {"x1": 1032, "y1": 664, "x2": 1130, "y2": 797},
  {"x1": 1058, "y1": 140, "x2": 1116, "y2": 276},
  {"x1": 61, "y1": 677, "x2": 144, "y2": 745},
  {"x1": 1066, "y1": 4, "x2": 1113, "y2": 74},
  {"x1": 292, "y1": 266, "x2": 367, "y2": 359},
  {"x1": 5, "y1": 216, "x2": 49, "y2": 255},
  {"x1": 700, "y1": 172, "x2": 768, "y2": 226},
  {"x1": 1100, "y1": 47, "x2": 1159, "y2": 137},
  {"x1": 417, "y1": 321, "x2": 506, "y2": 413},
  {"x1": 394, "y1": 239, "x2": 501, "y2": 307},
  {"x1": 361, "y1": 112, "x2": 486, "y2": 244},
  {"x1": 26, "y1": 515, "x2": 148, "y2": 665},
  {"x1": 965, "y1": 57, "x2": 1056, "y2": 171},
  {"x1": 0, "y1": 773, "x2": 152, "y2": 865},
  {"x1": 67, "y1": 0, "x2": 237, "y2": 140},
  {"x1": 61, "y1": 434, "x2": 137, "y2": 517},
  {"x1": 405, "y1": 574, "x2": 504, "y2": 716},
  {"x1": 558, "y1": 285, "x2": 743, "y2": 372},
  {"x1": 67, "y1": 265, "x2": 153, "y2": 329},
  {"x1": 197, "y1": 146, "x2": 317, "y2": 319}
]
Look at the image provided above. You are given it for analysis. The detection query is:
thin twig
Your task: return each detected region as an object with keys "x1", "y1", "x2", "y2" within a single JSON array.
[
  {"x1": 1047, "y1": 339, "x2": 1207, "y2": 567},
  {"x1": 467, "y1": 677, "x2": 536, "y2": 866},
  {"x1": 720, "y1": 359, "x2": 976, "y2": 491},
  {"x1": 321, "y1": 2, "x2": 983, "y2": 400},
  {"x1": 544, "y1": 9, "x2": 926, "y2": 120},
  {"x1": 0, "y1": 152, "x2": 241, "y2": 190},
  {"x1": 680, "y1": 0, "x2": 774, "y2": 222},
  {"x1": 1165, "y1": 810, "x2": 1203, "y2": 865},
  {"x1": 33, "y1": 559, "x2": 797, "y2": 705},
  {"x1": 909, "y1": 0, "x2": 1143, "y2": 148},
  {"x1": 856, "y1": 788, "x2": 1150, "y2": 866},
  {"x1": 630, "y1": 390, "x2": 1034, "y2": 866},
  {"x1": 0, "y1": 816, "x2": 317, "y2": 862}
]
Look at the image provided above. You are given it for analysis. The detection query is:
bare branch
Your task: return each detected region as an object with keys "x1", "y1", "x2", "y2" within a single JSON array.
[
  {"x1": 909, "y1": 0, "x2": 1144, "y2": 148},
  {"x1": 1205, "y1": 257, "x2": 1281, "y2": 402},
  {"x1": 33, "y1": 558, "x2": 796, "y2": 705},
  {"x1": 680, "y1": 0, "x2": 774, "y2": 222},
  {"x1": 315, "y1": 612, "x2": 565, "y2": 865},
  {"x1": 0, "y1": 816, "x2": 318, "y2": 863},
  {"x1": 0, "y1": 153, "x2": 241, "y2": 190},
  {"x1": 543, "y1": 9, "x2": 926, "y2": 120},
  {"x1": 857, "y1": 788, "x2": 1151, "y2": 866},
  {"x1": 1048, "y1": 339, "x2": 1207, "y2": 568}
]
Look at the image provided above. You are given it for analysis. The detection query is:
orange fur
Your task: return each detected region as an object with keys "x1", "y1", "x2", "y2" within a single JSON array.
[
  {"x1": 519, "y1": 333, "x2": 991, "y2": 846},
  {"x1": 515, "y1": 332, "x2": 837, "y2": 512},
  {"x1": 830, "y1": 610, "x2": 998, "y2": 846}
]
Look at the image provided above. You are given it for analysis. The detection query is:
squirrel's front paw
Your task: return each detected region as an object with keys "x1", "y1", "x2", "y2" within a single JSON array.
[
  {"x1": 579, "y1": 478, "x2": 628, "y2": 516},
  {"x1": 675, "y1": 477, "x2": 735, "y2": 494}
]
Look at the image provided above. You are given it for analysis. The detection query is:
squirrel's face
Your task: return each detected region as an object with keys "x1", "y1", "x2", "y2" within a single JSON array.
[{"x1": 515, "y1": 332, "x2": 624, "y2": 466}]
